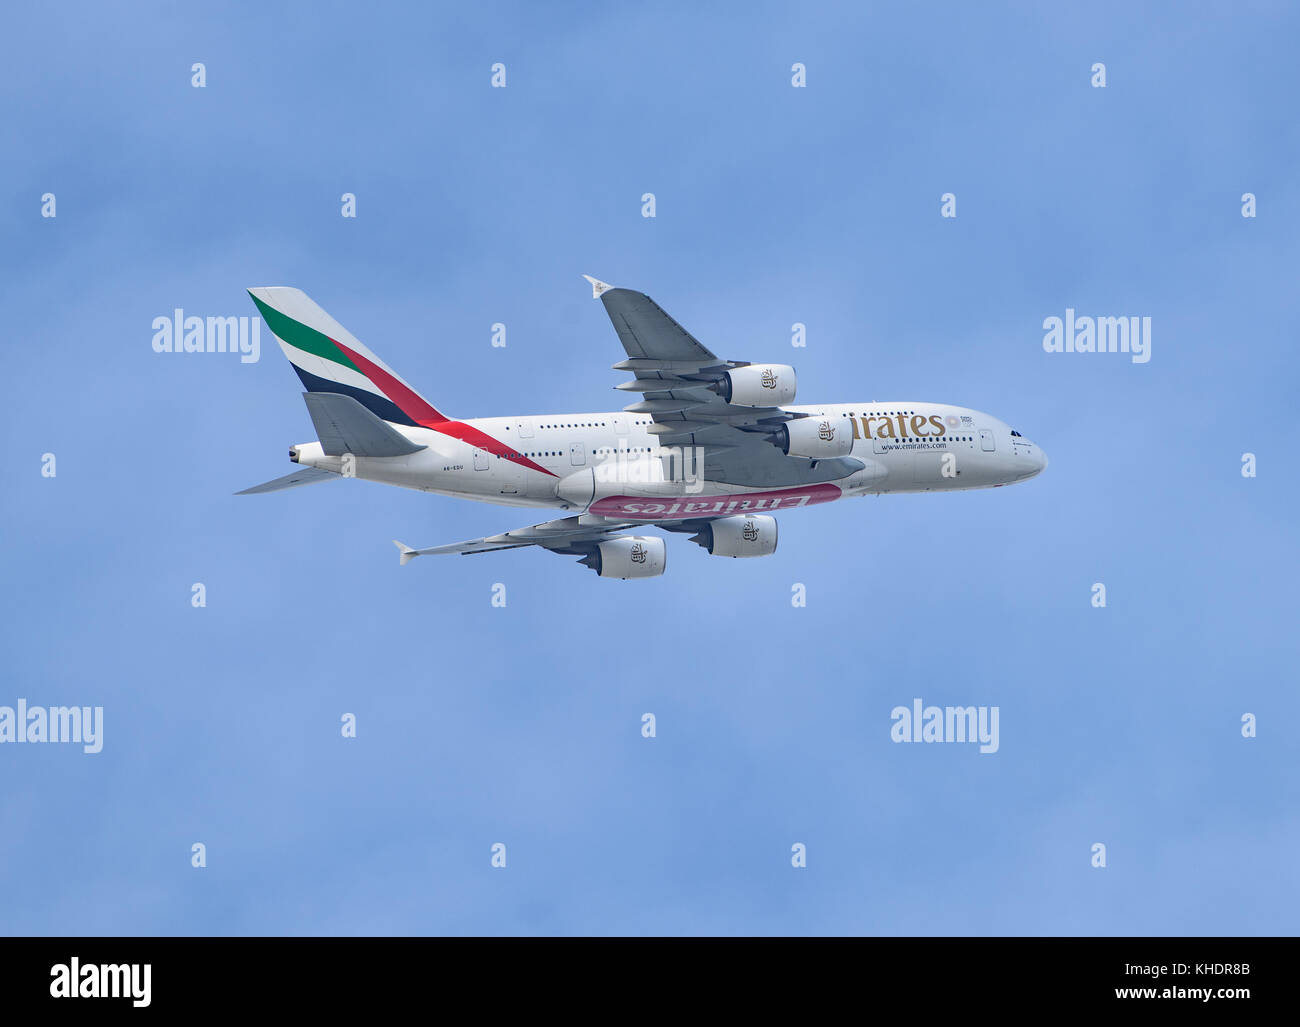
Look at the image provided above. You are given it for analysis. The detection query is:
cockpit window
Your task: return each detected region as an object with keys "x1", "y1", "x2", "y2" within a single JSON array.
[{"x1": 1010, "y1": 430, "x2": 1022, "y2": 437}]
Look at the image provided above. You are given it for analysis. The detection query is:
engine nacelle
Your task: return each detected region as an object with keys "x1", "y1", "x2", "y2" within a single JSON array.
[
  {"x1": 777, "y1": 415, "x2": 853, "y2": 459},
  {"x1": 690, "y1": 514, "x2": 778, "y2": 558},
  {"x1": 720, "y1": 364, "x2": 796, "y2": 406},
  {"x1": 583, "y1": 536, "x2": 666, "y2": 579}
]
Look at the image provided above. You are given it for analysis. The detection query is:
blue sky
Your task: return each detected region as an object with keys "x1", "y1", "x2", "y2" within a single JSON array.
[{"x1": 2, "y1": 1, "x2": 1296, "y2": 934}]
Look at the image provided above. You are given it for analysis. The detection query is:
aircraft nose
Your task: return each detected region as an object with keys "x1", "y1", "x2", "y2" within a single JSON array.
[
  {"x1": 1012, "y1": 439, "x2": 1047, "y2": 480},
  {"x1": 1030, "y1": 444, "x2": 1048, "y2": 476}
]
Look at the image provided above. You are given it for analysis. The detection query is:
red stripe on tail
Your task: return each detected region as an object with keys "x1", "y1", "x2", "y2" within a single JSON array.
[
  {"x1": 332, "y1": 339, "x2": 448, "y2": 426},
  {"x1": 331, "y1": 338, "x2": 556, "y2": 478}
]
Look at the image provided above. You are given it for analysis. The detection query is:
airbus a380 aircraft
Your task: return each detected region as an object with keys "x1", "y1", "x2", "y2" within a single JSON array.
[{"x1": 239, "y1": 278, "x2": 1047, "y2": 578}]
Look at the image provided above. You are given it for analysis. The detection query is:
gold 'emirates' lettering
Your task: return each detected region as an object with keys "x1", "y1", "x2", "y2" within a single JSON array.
[{"x1": 859, "y1": 415, "x2": 946, "y2": 439}]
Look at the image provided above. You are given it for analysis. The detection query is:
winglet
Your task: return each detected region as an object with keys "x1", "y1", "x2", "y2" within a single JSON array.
[
  {"x1": 393, "y1": 540, "x2": 419, "y2": 566},
  {"x1": 582, "y1": 274, "x2": 614, "y2": 299}
]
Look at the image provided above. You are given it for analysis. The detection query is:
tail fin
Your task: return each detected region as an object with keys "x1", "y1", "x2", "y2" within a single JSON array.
[
  {"x1": 393, "y1": 540, "x2": 419, "y2": 566},
  {"x1": 247, "y1": 287, "x2": 448, "y2": 428}
]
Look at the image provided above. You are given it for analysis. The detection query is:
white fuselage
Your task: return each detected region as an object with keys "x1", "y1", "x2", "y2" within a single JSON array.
[{"x1": 290, "y1": 401, "x2": 1048, "y2": 522}]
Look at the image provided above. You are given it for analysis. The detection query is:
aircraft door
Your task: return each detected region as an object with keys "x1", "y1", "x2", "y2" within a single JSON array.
[
  {"x1": 913, "y1": 450, "x2": 946, "y2": 486},
  {"x1": 497, "y1": 457, "x2": 523, "y2": 495},
  {"x1": 979, "y1": 430, "x2": 995, "y2": 452}
]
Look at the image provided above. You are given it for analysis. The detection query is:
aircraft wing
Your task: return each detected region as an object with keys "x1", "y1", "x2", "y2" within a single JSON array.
[
  {"x1": 393, "y1": 515, "x2": 640, "y2": 561},
  {"x1": 585, "y1": 275, "x2": 720, "y2": 365},
  {"x1": 583, "y1": 276, "x2": 863, "y2": 486}
]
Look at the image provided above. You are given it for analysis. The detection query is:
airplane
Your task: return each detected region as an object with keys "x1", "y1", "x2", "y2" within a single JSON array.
[{"x1": 238, "y1": 278, "x2": 1048, "y2": 578}]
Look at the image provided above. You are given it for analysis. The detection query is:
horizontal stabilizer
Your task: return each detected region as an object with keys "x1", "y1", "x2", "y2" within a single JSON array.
[
  {"x1": 393, "y1": 540, "x2": 419, "y2": 566},
  {"x1": 236, "y1": 466, "x2": 339, "y2": 495},
  {"x1": 303, "y1": 392, "x2": 427, "y2": 458}
]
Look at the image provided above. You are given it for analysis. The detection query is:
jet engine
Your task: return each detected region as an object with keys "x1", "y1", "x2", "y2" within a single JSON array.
[
  {"x1": 718, "y1": 364, "x2": 796, "y2": 406},
  {"x1": 775, "y1": 416, "x2": 854, "y2": 459},
  {"x1": 689, "y1": 514, "x2": 778, "y2": 557},
  {"x1": 579, "y1": 536, "x2": 666, "y2": 579}
]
